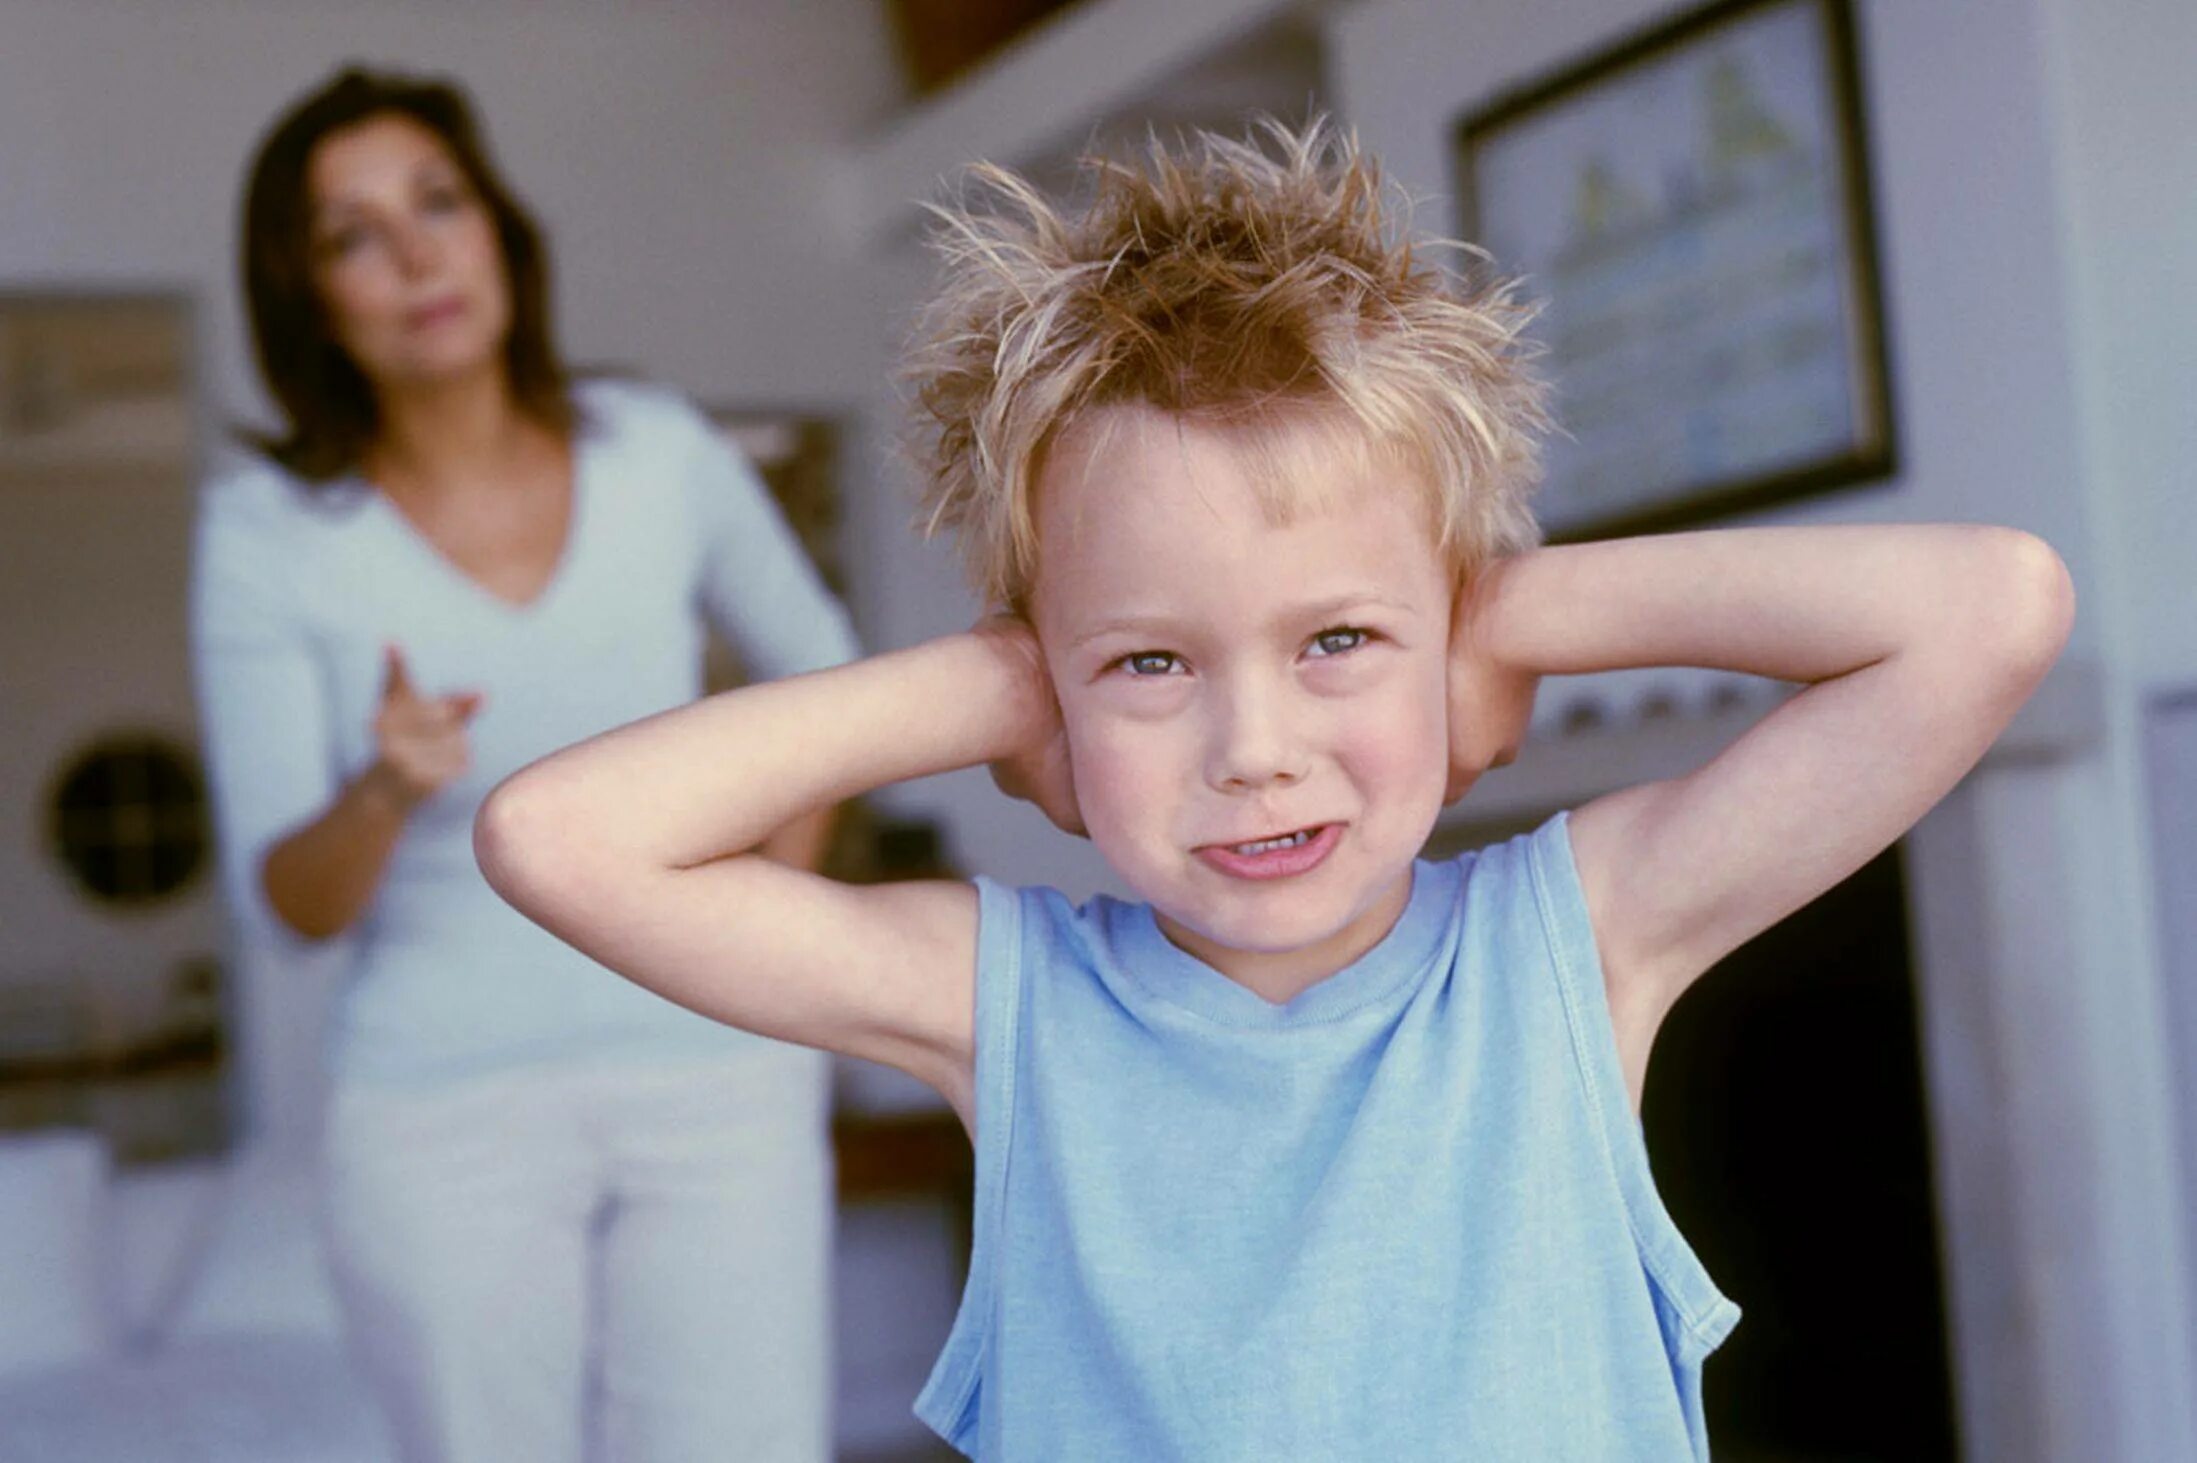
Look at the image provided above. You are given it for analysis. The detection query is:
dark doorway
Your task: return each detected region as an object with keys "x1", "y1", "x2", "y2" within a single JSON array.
[{"x1": 1642, "y1": 839, "x2": 1959, "y2": 1460}]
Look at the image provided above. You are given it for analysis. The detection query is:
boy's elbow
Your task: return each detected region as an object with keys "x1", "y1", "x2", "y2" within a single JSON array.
[
  {"x1": 1982, "y1": 527, "x2": 2077, "y2": 672},
  {"x1": 474, "y1": 773, "x2": 573, "y2": 912}
]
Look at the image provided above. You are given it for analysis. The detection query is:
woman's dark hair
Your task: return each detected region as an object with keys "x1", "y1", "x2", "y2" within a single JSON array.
[{"x1": 239, "y1": 65, "x2": 573, "y2": 481}]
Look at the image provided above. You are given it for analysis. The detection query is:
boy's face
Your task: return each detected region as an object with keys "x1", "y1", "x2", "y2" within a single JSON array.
[{"x1": 1031, "y1": 405, "x2": 1453, "y2": 998}]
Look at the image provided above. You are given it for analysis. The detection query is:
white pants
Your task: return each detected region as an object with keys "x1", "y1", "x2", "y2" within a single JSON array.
[{"x1": 323, "y1": 1048, "x2": 832, "y2": 1463}]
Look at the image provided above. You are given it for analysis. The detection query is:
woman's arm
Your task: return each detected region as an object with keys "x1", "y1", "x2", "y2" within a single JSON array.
[
  {"x1": 256, "y1": 764, "x2": 415, "y2": 940},
  {"x1": 474, "y1": 627, "x2": 1056, "y2": 1114},
  {"x1": 259, "y1": 647, "x2": 484, "y2": 939},
  {"x1": 191, "y1": 469, "x2": 362, "y2": 947},
  {"x1": 677, "y1": 398, "x2": 863, "y2": 876},
  {"x1": 1460, "y1": 523, "x2": 2074, "y2": 1101},
  {"x1": 192, "y1": 470, "x2": 485, "y2": 944},
  {"x1": 678, "y1": 397, "x2": 862, "y2": 684}
]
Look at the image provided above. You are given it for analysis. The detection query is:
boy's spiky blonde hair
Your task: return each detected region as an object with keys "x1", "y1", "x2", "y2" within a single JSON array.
[{"x1": 905, "y1": 116, "x2": 1547, "y2": 610}]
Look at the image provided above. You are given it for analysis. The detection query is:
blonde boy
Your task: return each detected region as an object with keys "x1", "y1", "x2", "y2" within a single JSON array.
[{"x1": 477, "y1": 122, "x2": 2072, "y2": 1459}]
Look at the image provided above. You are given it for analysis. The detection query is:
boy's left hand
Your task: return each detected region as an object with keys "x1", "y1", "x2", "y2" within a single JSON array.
[{"x1": 1446, "y1": 564, "x2": 1540, "y2": 804}]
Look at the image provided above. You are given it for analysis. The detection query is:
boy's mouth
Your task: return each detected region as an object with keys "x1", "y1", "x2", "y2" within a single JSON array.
[
  {"x1": 1226, "y1": 828, "x2": 1315, "y2": 856},
  {"x1": 1196, "y1": 824, "x2": 1340, "y2": 881}
]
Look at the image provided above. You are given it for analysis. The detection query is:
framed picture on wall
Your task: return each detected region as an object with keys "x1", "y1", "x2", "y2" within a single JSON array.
[{"x1": 1453, "y1": 0, "x2": 1895, "y2": 541}]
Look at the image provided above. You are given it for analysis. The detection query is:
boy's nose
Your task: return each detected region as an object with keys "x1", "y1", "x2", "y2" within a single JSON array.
[{"x1": 1204, "y1": 680, "x2": 1309, "y2": 793}]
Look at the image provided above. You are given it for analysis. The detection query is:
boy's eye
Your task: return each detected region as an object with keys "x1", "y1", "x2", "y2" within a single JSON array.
[
  {"x1": 1307, "y1": 627, "x2": 1370, "y2": 658},
  {"x1": 1116, "y1": 650, "x2": 1184, "y2": 678}
]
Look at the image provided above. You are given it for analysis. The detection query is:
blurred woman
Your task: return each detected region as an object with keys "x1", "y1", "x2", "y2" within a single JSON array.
[{"x1": 190, "y1": 66, "x2": 854, "y2": 1463}]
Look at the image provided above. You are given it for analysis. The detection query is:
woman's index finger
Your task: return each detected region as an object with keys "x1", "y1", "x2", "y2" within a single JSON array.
[{"x1": 381, "y1": 642, "x2": 415, "y2": 702}]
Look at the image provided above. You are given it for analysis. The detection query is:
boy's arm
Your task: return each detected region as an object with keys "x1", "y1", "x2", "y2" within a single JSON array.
[
  {"x1": 1464, "y1": 524, "x2": 2075, "y2": 1106},
  {"x1": 474, "y1": 629, "x2": 1057, "y2": 1119}
]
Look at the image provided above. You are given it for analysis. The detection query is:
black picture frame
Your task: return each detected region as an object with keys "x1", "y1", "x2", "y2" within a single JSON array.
[{"x1": 1454, "y1": 0, "x2": 1896, "y2": 542}]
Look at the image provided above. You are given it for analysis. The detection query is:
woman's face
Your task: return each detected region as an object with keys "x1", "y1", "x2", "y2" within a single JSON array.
[{"x1": 305, "y1": 111, "x2": 511, "y2": 391}]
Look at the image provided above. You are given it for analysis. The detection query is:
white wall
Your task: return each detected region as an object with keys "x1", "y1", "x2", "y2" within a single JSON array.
[
  {"x1": 2035, "y1": 0, "x2": 2197, "y2": 691},
  {"x1": 2031, "y1": 0, "x2": 2197, "y2": 1450}
]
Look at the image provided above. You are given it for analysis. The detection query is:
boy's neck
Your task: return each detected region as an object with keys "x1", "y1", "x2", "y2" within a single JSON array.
[{"x1": 1154, "y1": 869, "x2": 1415, "y2": 1006}]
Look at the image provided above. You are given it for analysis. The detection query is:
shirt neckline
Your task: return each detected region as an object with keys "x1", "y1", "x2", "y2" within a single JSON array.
[
  {"x1": 1109, "y1": 857, "x2": 1460, "y2": 1029},
  {"x1": 352, "y1": 422, "x2": 596, "y2": 622}
]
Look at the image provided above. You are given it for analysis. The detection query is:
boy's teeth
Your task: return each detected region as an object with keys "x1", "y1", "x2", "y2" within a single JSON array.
[{"x1": 1232, "y1": 829, "x2": 1313, "y2": 856}]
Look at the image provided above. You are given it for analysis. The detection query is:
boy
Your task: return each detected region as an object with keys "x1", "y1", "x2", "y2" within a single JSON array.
[{"x1": 476, "y1": 121, "x2": 2072, "y2": 1459}]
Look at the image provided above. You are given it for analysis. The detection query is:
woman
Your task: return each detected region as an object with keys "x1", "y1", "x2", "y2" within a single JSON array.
[{"x1": 189, "y1": 66, "x2": 855, "y2": 1462}]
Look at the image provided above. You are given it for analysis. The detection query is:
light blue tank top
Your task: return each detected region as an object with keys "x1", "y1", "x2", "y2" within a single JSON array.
[{"x1": 915, "y1": 810, "x2": 1739, "y2": 1460}]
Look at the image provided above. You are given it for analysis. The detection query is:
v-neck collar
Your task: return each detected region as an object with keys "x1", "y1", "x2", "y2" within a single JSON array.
[
  {"x1": 357, "y1": 428, "x2": 591, "y2": 620},
  {"x1": 1108, "y1": 857, "x2": 1460, "y2": 1029}
]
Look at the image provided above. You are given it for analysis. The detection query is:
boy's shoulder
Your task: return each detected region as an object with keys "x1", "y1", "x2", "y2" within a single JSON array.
[{"x1": 968, "y1": 874, "x2": 1128, "y2": 965}]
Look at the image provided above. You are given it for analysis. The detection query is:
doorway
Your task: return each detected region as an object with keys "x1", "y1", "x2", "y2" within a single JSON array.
[{"x1": 1644, "y1": 839, "x2": 1959, "y2": 1459}]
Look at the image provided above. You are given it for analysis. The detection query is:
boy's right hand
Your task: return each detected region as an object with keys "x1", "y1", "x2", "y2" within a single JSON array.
[
  {"x1": 367, "y1": 643, "x2": 485, "y2": 812},
  {"x1": 972, "y1": 614, "x2": 1085, "y2": 836}
]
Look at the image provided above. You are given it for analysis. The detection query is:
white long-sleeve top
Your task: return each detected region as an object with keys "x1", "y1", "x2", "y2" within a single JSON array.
[{"x1": 189, "y1": 380, "x2": 861, "y2": 1085}]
